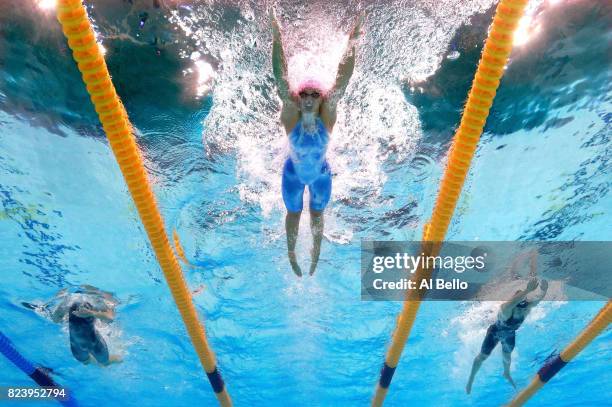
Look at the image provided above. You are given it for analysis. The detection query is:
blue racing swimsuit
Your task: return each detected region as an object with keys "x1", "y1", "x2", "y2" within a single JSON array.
[
  {"x1": 481, "y1": 312, "x2": 526, "y2": 355},
  {"x1": 282, "y1": 118, "x2": 331, "y2": 212}
]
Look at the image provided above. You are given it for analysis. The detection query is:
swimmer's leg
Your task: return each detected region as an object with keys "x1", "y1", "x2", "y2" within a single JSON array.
[
  {"x1": 307, "y1": 162, "x2": 331, "y2": 276},
  {"x1": 282, "y1": 159, "x2": 305, "y2": 277},
  {"x1": 90, "y1": 331, "x2": 112, "y2": 366},
  {"x1": 309, "y1": 161, "x2": 332, "y2": 212},
  {"x1": 286, "y1": 211, "x2": 302, "y2": 277},
  {"x1": 466, "y1": 325, "x2": 498, "y2": 394},
  {"x1": 466, "y1": 353, "x2": 488, "y2": 395},
  {"x1": 70, "y1": 341, "x2": 91, "y2": 364},
  {"x1": 90, "y1": 331, "x2": 122, "y2": 366},
  {"x1": 309, "y1": 209, "x2": 324, "y2": 276},
  {"x1": 90, "y1": 331, "x2": 121, "y2": 366},
  {"x1": 501, "y1": 335, "x2": 516, "y2": 389},
  {"x1": 282, "y1": 159, "x2": 305, "y2": 212}
]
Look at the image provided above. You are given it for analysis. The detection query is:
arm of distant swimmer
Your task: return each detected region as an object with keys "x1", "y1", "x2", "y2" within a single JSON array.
[
  {"x1": 528, "y1": 249, "x2": 539, "y2": 278},
  {"x1": 500, "y1": 278, "x2": 539, "y2": 319},
  {"x1": 504, "y1": 248, "x2": 538, "y2": 282},
  {"x1": 93, "y1": 308, "x2": 115, "y2": 323},
  {"x1": 50, "y1": 297, "x2": 70, "y2": 323},
  {"x1": 91, "y1": 301, "x2": 115, "y2": 322},
  {"x1": 73, "y1": 302, "x2": 116, "y2": 323},
  {"x1": 78, "y1": 306, "x2": 115, "y2": 323},
  {"x1": 271, "y1": 9, "x2": 291, "y2": 102},
  {"x1": 530, "y1": 279, "x2": 549, "y2": 306}
]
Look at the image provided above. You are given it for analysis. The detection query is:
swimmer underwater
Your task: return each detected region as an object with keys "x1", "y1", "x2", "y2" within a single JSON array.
[
  {"x1": 48, "y1": 286, "x2": 122, "y2": 366},
  {"x1": 466, "y1": 276, "x2": 548, "y2": 394},
  {"x1": 271, "y1": 9, "x2": 364, "y2": 276}
]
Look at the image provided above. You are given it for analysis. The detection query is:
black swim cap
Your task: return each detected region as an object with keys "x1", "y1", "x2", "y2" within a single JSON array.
[{"x1": 69, "y1": 301, "x2": 92, "y2": 314}]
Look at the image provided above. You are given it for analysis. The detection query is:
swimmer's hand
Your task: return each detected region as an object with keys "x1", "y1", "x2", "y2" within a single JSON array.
[
  {"x1": 71, "y1": 302, "x2": 95, "y2": 318},
  {"x1": 71, "y1": 308, "x2": 94, "y2": 318},
  {"x1": 349, "y1": 12, "x2": 365, "y2": 42},
  {"x1": 539, "y1": 279, "x2": 549, "y2": 293},
  {"x1": 72, "y1": 307, "x2": 114, "y2": 322},
  {"x1": 526, "y1": 278, "x2": 539, "y2": 292}
]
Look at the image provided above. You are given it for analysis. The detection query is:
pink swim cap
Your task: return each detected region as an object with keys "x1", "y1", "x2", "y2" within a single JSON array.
[{"x1": 291, "y1": 77, "x2": 329, "y2": 99}]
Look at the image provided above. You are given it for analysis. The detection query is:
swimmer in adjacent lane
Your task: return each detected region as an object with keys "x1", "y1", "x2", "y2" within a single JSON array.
[
  {"x1": 466, "y1": 251, "x2": 548, "y2": 394},
  {"x1": 48, "y1": 286, "x2": 122, "y2": 366}
]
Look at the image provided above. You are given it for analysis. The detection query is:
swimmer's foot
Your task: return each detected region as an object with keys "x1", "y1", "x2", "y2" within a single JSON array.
[
  {"x1": 290, "y1": 262, "x2": 302, "y2": 277},
  {"x1": 309, "y1": 259, "x2": 319, "y2": 276},
  {"x1": 95, "y1": 355, "x2": 123, "y2": 367},
  {"x1": 192, "y1": 284, "x2": 206, "y2": 296},
  {"x1": 465, "y1": 375, "x2": 475, "y2": 394},
  {"x1": 309, "y1": 248, "x2": 320, "y2": 276},
  {"x1": 288, "y1": 251, "x2": 302, "y2": 277},
  {"x1": 503, "y1": 372, "x2": 516, "y2": 389},
  {"x1": 309, "y1": 264, "x2": 317, "y2": 276}
]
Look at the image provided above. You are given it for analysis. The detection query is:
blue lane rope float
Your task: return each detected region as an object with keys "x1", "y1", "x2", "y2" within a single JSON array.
[{"x1": 0, "y1": 331, "x2": 78, "y2": 406}]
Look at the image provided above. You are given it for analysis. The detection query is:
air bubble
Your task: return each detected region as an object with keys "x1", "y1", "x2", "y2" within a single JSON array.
[{"x1": 447, "y1": 50, "x2": 460, "y2": 60}]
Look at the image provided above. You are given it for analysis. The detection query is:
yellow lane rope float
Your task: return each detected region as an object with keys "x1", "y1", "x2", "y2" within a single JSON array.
[
  {"x1": 371, "y1": 1, "x2": 529, "y2": 405},
  {"x1": 173, "y1": 229, "x2": 190, "y2": 265},
  {"x1": 506, "y1": 301, "x2": 611, "y2": 406},
  {"x1": 54, "y1": 1, "x2": 232, "y2": 405}
]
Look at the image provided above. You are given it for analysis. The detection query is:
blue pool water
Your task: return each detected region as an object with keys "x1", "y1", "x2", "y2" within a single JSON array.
[{"x1": 0, "y1": 0, "x2": 610, "y2": 406}]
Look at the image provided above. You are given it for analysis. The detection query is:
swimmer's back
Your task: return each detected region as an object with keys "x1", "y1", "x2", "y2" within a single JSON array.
[
  {"x1": 68, "y1": 301, "x2": 109, "y2": 364},
  {"x1": 68, "y1": 302, "x2": 96, "y2": 341}
]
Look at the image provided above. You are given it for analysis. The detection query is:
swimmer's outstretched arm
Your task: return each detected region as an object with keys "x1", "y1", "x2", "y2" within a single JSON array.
[
  {"x1": 271, "y1": 9, "x2": 299, "y2": 132},
  {"x1": 322, "y1": 13, "x2": 364, "y2": 128},
  {"x1": 72, "y1": 304, "x2": 115, "y2": 323},
  {"x1": 528, "y1": 249, "x2": 538, "y2": 278},
  {"x1": 530, "y1": 279, "x2": 549, "y2": 306},
  {"x1": 50, "y1": 297, "x2": 70, "y2": 323},
  {"x1": 334, "y1": 14, "x2": 363, "y2": 96},
  {"x1": 271, "y1": 9, "x2": 290, "y2": 102},
  {"x1": 92, "y1": 308, "x2": 115, "y2": 323}
]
